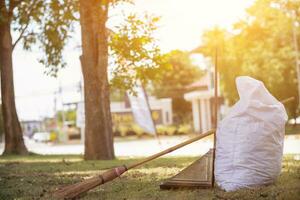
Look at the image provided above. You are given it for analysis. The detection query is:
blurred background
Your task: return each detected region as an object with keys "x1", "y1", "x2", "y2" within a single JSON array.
[{"x1": 0, "y1": 0, "x2": 299, "y2": 156}]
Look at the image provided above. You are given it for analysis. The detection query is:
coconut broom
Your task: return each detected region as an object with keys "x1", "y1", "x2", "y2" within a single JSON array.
[{"x1": 53, "y1": 129, "x2": 215, "y2": 199}]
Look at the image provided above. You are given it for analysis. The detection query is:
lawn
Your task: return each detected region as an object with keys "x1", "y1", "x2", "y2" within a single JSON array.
[{"x1": 0, "y1": 154, "x2": 299, "y2": 200}]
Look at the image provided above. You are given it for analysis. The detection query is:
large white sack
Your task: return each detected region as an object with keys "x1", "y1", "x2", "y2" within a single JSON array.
[{"x1": 215, "y1": 76, "x2": 288, "y2": 191}]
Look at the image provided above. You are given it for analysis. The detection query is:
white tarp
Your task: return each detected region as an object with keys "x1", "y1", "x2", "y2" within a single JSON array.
[
  {"x1": 215, "y1": 76, "x2": 288, "y2": 191},
  {"x1": 127, "y1": 84, "x2": 156, "y2": 135}
]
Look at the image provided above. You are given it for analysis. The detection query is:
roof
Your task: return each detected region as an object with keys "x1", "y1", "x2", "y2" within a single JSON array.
[{"x1": 186, "y1": 73, "x2": 211, "y2": 91}]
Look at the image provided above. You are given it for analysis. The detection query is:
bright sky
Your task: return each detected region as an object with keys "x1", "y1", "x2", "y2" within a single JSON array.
[{"x1": 13, "y1": 0, "x2": 254, "y2": 120}]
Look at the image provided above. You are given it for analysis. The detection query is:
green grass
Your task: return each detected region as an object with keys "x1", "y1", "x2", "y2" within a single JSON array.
[
  {"x1": 286, "y1": 124, "x2": 300, "y2": 135},
  {"x1": 0, "y1": 154, "x2": 299, "y2": 200}
]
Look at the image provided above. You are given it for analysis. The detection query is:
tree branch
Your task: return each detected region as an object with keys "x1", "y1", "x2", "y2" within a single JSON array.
[
  {"x1": 12, "y1": 21, "x2": 29, "y2": 50},
  {"x1": 12, "y1": 0, "x2": 38, "y2": 50}
]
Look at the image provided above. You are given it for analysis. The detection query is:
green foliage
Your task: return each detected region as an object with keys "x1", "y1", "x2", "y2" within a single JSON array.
[
  {"x1": 286, "y1": 124, "x2": 300, "y2": 135},
  {"x1": 56, "y1": 109, "x2": 76, "y2": 125},
  {"x1": 113, "y1": 123, "x2": 145, "y2": 137},
  {"x1": 113, "y1": 123, "x2": 190, "y2": 137},
  {"x1": 109, "y1": 12, "x2": 165, "y2": 92},
  {"x1": 198, "y1": 0, "x2": 300, "y2": 118},
  {"x1": 152, "y1": 50, "x2": 204, "y2": 123},
  {"x1": 110, "y1": 88, "x2": 126, "y2": 101},
  {"x1": 37, "y1": 0, "x2": 78, "y2": 76},
  {"x1": 156, "y1": 125, "x2": 177, "y2": 135},
  {"x1": 177, "y1": 124, "x2": 192, "y2": 134},
  {"x1": 3, "y1": 0, "x2": 78, "y2": 76},
  {"x1": 198, "y1": 27, "x2": 241, "y2": 105},
  {"x1": 153, "y1": 50, "x2": 204, "y2": 98},
  {"x1": 5, "y1": 0, "x2": 163, "y2": 85}
]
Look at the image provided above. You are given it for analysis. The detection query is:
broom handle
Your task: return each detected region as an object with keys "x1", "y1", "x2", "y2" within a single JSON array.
[
  {"x1": 281, "y1": 96, "x2": 295, "y2": 104},
  {"x1": 126, "y1": 97, "x2": 293, "y2": 168},
  {"x1": 126, "y1": 129, "x2": 215, "y2": 170},
  {"x1": 127, "y1": 97, "x2": 291, "y2": 170}
]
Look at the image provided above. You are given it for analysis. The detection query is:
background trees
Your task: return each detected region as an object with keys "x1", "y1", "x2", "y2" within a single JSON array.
[
  {"x1": 3, "y1": 0, "x2": 299, "y2": 157},
  {"x1": 0, "y1": 0, "x2": 162, "y2": 158},
  {"x1": 199, "y1": 0, "x2": 300, "y2": 119},
  {"x1": 152, "y1": 50, "x2": 203, "y2": 123}
]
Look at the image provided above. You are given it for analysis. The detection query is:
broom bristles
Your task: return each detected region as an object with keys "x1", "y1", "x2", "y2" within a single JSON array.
[
  {"x1": 54, "y1": 176, "x2": 102, "y2": 199},
  {"x1": 53, "y1": 165, "x2": 127, "y2": 199}
]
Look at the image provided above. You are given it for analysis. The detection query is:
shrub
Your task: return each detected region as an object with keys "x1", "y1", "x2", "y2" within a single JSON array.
[{"x1": 177, "y1": 124, "x2": 192, "y2": 135}]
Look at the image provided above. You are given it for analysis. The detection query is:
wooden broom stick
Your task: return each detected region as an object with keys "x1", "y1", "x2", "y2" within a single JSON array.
[
  {"x1": 280, "y1": 96, "x2": 295, "y2": 104},
  {"x1": 53, "y1": 129, "x2": 215, "y2": 199},
  {"x1": 212, "y1": 46, "x2": 218, "y2": 187}
]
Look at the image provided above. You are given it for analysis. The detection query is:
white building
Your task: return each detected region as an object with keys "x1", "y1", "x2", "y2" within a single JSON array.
[
  {"x1": 76, "y1": 96, "x2": 172, "y2": 141},
  {"x1": 184, "y1": 72, "x2": 222, "y2": 133},
  {"x1": 21, "y1": 120, "x2": 43, "y2": 137},
  {"x1": 111, "y1": 96, "x2": 172, "y2": 125}
]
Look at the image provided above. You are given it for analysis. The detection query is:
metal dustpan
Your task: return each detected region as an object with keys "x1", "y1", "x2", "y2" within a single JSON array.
[{"x1": 160, "y1": 149, "x2": 214, "y2": 189}]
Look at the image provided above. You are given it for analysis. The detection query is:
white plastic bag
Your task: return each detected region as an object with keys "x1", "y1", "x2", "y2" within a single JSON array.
[{"x1": 215, "y1": 76, "x2": 287, "y2": 191}]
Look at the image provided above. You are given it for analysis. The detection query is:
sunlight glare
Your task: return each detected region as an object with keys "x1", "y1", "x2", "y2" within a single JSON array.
[{"x1": 133, "y1": 0, "x2": 255, "y2": 51}]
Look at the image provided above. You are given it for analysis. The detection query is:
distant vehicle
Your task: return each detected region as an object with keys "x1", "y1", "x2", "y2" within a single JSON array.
[{"x1": 32, "y1": 132, "x2": 50, "y2": 142}]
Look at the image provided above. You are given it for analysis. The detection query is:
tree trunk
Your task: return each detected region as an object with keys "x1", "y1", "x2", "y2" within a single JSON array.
[
  {"x1": 79, "y1": 0, "x2": 115, "y2": 160},
  {"x1": 0, "y1": 19, "x2": 28, "y2": 155}
]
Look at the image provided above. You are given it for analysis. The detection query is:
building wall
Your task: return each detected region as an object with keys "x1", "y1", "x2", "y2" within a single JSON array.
[
  {"x1": 21, "y1": 121, "x2": 43, "y2": 137},
  {"x1": 184, "y1": 89, "x2": 220, "y2": 133},
  {"x1": 76, "y1": 97, "x2": 173, "y2": 141}
]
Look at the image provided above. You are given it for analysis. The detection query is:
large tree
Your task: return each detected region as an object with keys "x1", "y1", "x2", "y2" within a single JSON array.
[
  {"x1": 79, "y1": 0, "x2": 162, "y2": 159},
  {"x1": 0, "y1": 0, "x2": 76, "y2": 154},
  {"x1": 0, "y1": 1, "x2": 26, "y2": 154},
  {"x1": 79, "y1": 0, "x2": 115, "y2": 159}
]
